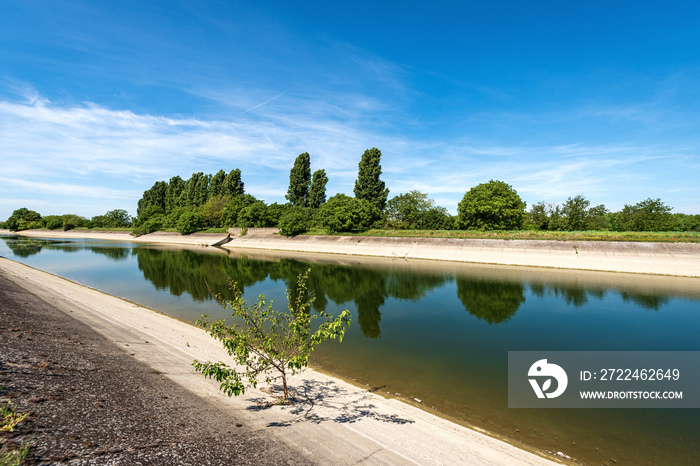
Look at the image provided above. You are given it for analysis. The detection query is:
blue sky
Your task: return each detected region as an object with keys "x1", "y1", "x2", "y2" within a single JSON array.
[{"x1": 2, "y1": 0, "x2": 700, "y2": 220}]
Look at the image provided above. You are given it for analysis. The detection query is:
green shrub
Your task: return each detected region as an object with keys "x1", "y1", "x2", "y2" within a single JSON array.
[
  {"x1": 177, "y1": 211, "x2": 205, "y2": 235},
  {"x1": 457, "y1": 180, "x2": 526, "y2": 230},
  {"x1": 131, "y1": 215, "x2": 165, "y2": 237},
  {"x1": 4, "y1": 208, "x2": 41, "y2": 232},
  {"x1": 316, "y1": 194, "x2": 380, "y2": 233},
  {"x1": 279, "y1": 209, "x2": 310, "y2": 236}
]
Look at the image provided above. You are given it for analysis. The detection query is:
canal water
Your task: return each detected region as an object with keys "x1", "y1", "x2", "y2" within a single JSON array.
[{"x1": 1, "y1": 235, "x2": 698, "y2": 465}]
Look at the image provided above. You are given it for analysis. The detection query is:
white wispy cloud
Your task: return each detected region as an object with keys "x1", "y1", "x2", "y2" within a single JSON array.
[{"x1": 1, "y1": 85, "x2": 698, "y2": 219}]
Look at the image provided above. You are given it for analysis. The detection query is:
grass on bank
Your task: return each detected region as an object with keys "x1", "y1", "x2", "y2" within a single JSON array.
[
  {"x1": 305, "y1": 228, "x2": 700, "y2": 243},
  {"x1": 0, "y1": 398, "x2": 31, "y2": 465},
  {"x1": 9, "y1": 227, "x2": 700, "y2": 243}
]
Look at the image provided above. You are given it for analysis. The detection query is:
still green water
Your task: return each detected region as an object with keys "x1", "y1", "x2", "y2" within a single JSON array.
[{"x1": 1, "y1": 235, "x2": 699, "y2": 465}]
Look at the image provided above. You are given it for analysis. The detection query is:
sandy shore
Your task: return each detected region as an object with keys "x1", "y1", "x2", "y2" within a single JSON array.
[
  {"x1": 6, "y1": 228, "x2": 700, "y2": 277},
  {"x1": 0, "y1": 257, "x2": 562, "y2": 465}
]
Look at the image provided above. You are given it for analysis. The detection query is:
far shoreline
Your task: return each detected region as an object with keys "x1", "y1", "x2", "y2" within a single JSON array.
[{"x1": 4, "y1": 228, "x2": 700, "y2": 278}]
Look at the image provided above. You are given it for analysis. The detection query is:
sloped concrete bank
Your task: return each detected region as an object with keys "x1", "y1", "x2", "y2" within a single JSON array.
[
  {"x1": 0, "y1": 258, "x2": 562, "y2": 465},
  {"x1": 2, "y1": 229, "x2": 230, "y2": 246},
  {"x1": 3, "y1": 229, "x2": 699, "y2": 277},
  {"x1": 224, "y1": 234, "x2": 700, "y2": 278}
]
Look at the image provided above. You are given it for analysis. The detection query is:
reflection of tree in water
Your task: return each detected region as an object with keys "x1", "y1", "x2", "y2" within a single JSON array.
[
  {"x1": 88, "y1": 246, "x2": 130, "y2": 261},
  {"x1": 135, "y1": 247, "x2": 449, "y2": 338},
  {"x1": 309, "y1": 266, "x2": 387, "y2": 339},
  {"x1": 456, "y1": 277, "x2": 525, "y2": 324},
  {"x1": 529, "y1": 281, "x2": 669, "y2": 311},
  {"x1": 3, "y1": 237, "x2": 44, "y2": 257},
  {"x1": 528, "y1": 283, "x2": 595, "y2": 307},
  {"x1": 4, "y1": 237, "x2": 134, "y2": 260},
  {"x1": 387, "y1": 270, "x2": 451, "y2": 302},
  {"x1": 312, "y1": 266, "x2": 450, "y2": 339},
  {"x1": 621, "y1": 292, "x2": 668, "y2": 311},
  {"x1": 135, "y1": 248, "x2": 270, "y2": 301}
]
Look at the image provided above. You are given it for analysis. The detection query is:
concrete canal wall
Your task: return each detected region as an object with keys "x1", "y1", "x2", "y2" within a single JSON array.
[
  {"x1": 4, "y1": 229, "x2": 699, "y2": 278},
  {"x1": 223, "y1": 234, "x2": 700, "y2": 278}
]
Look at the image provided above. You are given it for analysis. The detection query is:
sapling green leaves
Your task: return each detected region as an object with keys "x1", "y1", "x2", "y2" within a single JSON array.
[{"x1": 193, "y1": 269, "x2": 351, "y2": 402}]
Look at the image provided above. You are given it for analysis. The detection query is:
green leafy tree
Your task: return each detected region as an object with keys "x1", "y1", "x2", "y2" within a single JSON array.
[
  {"x1": 166, "y1": 206, "x2": 192, "y2": 229},
  {"x1": 131, "y1": 214, "x2": 165, "y2": 237},
  {"x1": 238, "y1": 201, "x2": 275, "y2": 227},
  {"x1": 60, "y1": 214, "x2": 89, "y2": 231},
  {"x1": 672, "y1": 213, "x2": 700, "y2": 232},
  {"x1": 105, "y1": 209, "x2": 132, "y2": 228},
  {"x1": 618, "y1": 198, "x2": 674, "y2": 231},
  {"x1": 194, "y1": 173, "x2": 211, "y2": 206},
  {"x1": 222, "y1": 169, "x2": 245, "y2": 197},
  {"x1": 200, "y1": 195, "x2": 231, "y2": 228},
  {"x1": 209, "y1": 170, "x2": 227, "y2": 198},
  {"x1": 179, "y1": 172, "x2": 210, "y2": 207},
  {"x1": 193, "y1": 270, "x2": 352, "y2": 402},
  {"x1": 286, "y1": 152, "x2": 311, "y2": 207},
  {"x1": 457, "y1": 180, "x2": 526, "y2": 230},
  {"x1": 561, "y1": 195, "x2": 591, "y2": 231},
  {"x1": 223, "y1": 194, "x2": 258, "y2": 226},
  {"x1": 354, "y1": 147, "x2": 389, "y2": 212},
  {"x1": 527, "y1": 202, "x2": 551, "y2": 230},
  {"x1": 279, "y1": 208, "x2": 311, "y2": 237},
  {"x1": 5, "y1": 208, "x2": 42, "y2": 231},
  {"x1": 316, "y1": 194, "x2": 380, "y2": 233},
  {"x1": 177, "y1": 210, "x2": 205, "y2": 235},
  {"x1": 165, "y1": 176, "x2": 185, "y2": 214},
  {"x1": 420, "y1": 206, "x2": 454, "y2": 230},
  {"x1": 136, "y1": 205, "x2": 164, "y2": 225},
  {"x1": 137, "y1": 181, "x2": 167, "y2": 219},
  {"x1": 90, "y1": 214, "x2": 109, "y2": 228},
  {"x1": 308, "y1": 169, "x2": 328, "y2": 209},
  {"x1": 586, "y1": 204, "x2": 609, "y2": 230},
  {"x1": 42, "y1": 215, "x2": 63, "y2": 230},
  {"x1": 266, "y1": 203, "x2": 290, "y2": 226},
  {"x1": 385, "y1": 190, "x2": 442, "y2": 229}
]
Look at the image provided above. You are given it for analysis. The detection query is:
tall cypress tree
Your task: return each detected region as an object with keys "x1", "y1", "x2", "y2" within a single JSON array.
[
  {"x1": 354, "y1": 147, "x2": 389, "y2": 211},
  {"x1": 193, "y1": 173, "x2": 211, "y2": 206},
  {"x1": 136, "y1": 181, "x2": 167, "y2": 219},
  {"x1": 286, "y1": 152, "x2": 311, "y2": 207},
  {"x1": 222, "y1": 169, "x2": 244, "y2": 197},
  {"x1": 209, "y1": 170, "x2": 226, "y2": 198},
  {"x1": 165, "y1": 176, "x2": 185, "y2": 214},
  {"x1": 182, "y1": 172, "x2": 208, "y2": 206},
  {"x1": 308, "y1": 169, "x2": 328, "y2": 209}
]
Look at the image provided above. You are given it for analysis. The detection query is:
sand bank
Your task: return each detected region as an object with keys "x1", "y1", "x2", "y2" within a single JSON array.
[{"x1": 0, "y1": 257, "x2": 561, "y2": 465}]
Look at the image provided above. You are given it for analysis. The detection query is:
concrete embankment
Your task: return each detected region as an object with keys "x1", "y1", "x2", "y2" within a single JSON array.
[
  {"x1": 4, "y1": 229, "x2": 699, "y2": 277},
  {"x1": 1, "y1": 229, "x2": 230, "y2": 246},
  {"x1": 223, "y1": 234, "x2": 700, "y2": 278},
  {"x1": 0, "y1": 257, "x2": 562, "y2": 465}
]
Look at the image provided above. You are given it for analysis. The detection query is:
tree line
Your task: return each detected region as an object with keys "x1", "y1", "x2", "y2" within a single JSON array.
[
  {"x1": 130, "y1": 147, "x2": 393, "y2": 236},
  {"x1": 2, "y1": 148, "x2": 699, "y2": 234},
  {"x1": 2, "y1": 208, "x2": 132, "y2": 232}
]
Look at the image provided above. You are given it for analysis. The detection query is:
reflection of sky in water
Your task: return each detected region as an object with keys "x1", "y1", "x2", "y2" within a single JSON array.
[
  {"x1": 2, "y1": 235, "x2": 698, "y2": 350},
  {"x1": 2, "y1": 234, "x2": 699, "y2": 465}
]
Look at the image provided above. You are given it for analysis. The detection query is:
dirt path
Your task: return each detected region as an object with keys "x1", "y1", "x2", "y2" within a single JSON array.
[{"x1": 0, "y1": 271, "x2": 311, "y2": 465}]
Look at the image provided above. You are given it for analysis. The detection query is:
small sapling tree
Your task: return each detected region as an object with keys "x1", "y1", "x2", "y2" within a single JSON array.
[{"x1": 193, "y1": 269, "x2": 351, "y2": 403}]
